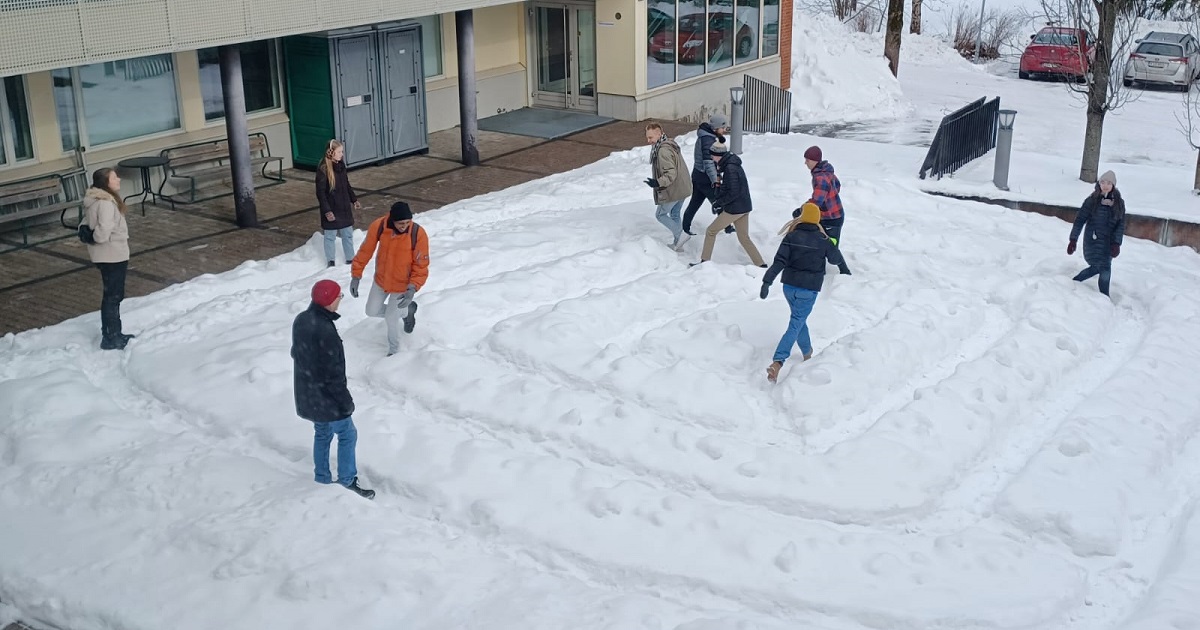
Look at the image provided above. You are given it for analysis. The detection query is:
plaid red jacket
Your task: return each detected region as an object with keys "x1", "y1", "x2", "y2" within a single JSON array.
[{"x1": 808, "y1": 161, "x2": 844, "y2": 221}]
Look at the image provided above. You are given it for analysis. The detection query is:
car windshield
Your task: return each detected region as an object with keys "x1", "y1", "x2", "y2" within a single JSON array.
[
  {"x1": 1136, "y1": 42, "x2": 1184, "y2": 57},
  {"x1": 1033, "y1": 32, "x2": 1078, "y2": 46}
]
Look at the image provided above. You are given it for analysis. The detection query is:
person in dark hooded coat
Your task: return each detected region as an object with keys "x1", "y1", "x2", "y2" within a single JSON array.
[
  {"x1": 681, "y1": 114, "x2": 731, "y2": 235},
  {"x1": 315, "y1": 139, "x2": 362, "y2": 267},
  {"x1": 1068, "y1": 170, "x2": 1126, "y2": 297}
]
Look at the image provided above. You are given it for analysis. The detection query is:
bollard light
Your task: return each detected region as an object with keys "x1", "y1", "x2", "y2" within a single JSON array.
[
  {"x1": 998, "y1": 109, "x2": 1017, "y2": 131},
  {"x1": 730, "y1": 86, "x2": 745, "y2": 105}
]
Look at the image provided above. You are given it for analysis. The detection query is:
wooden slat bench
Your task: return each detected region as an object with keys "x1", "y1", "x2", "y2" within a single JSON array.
[
  {"x1": 158, "y1": 132, "x2": 285, "y2": 208},
  {"x1": 0, "y1": 170, "x2": 85, "y2": 247}
]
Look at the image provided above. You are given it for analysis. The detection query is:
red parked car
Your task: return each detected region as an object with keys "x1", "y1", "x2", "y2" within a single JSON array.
[
  {"x1": 1019, "y1": 27, "x2": 1094, "y2": 82},
  {"x1": 649, "y1": 12, "x2": 755, "y2": 65}
]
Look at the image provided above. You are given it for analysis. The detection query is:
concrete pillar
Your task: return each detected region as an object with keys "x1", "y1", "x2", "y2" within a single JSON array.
[
  {"x1": 456, "y1": 10, "x2": 481, "y2": 166},
  {"x1": 218, "y1": 44, "x2": 259, "y2": 228},
  {"x1": 994, "y1": 109, "x2": 1016, "y2": 191}
]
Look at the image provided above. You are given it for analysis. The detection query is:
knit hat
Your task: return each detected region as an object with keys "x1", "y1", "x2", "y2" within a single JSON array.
[
  {"x1": 804, "y1": 146, "x2": 822, "y2": 162},
  {"x1": 389, "y1": 201, "x2": 413, "y2": 222},
  {"x1": 710, "y1": 141, "x2": 729, "y2": 155},
  {"x1": 708, "y1": 113, "x2": 729, "y2": 129},
  {"x1": 311, "y1": 279, "x2": 342, "y2": 307},
  {"x1": 780, "y1": 202, "x2": 824, "y2": 235},
  {"x1": 1099, "y1": 170, "x2": 1117, "y2": 186}
]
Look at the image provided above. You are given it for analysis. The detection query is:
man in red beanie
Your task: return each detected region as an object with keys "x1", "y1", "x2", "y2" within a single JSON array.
[
  {"x1": 803, "y1": 145, "x2": 848, "y2": 248},
  {"x1": 290, "y1": 279, "x2": 374, "y2": 499},
  {"x1": 350, "y1": 201, "x2": 430, "y2": 356}
]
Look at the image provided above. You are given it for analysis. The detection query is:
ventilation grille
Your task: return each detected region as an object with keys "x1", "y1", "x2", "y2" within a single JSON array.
[{"x1": 0, "y1": 0, "x2": 501, "y2": 77}]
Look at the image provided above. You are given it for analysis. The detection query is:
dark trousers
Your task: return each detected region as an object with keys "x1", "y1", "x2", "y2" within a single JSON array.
[
  {"x1": 820, "y1": 215, "x2": 849, "y2": 272},
  {"x1": 1073, "y1": 265, "x2": 1112, "y2": 296},
  {"x1": 682, "y1": 171, "x2": 717, "y2": 234},
  {"x1": 96, "y1": 261, "x2": 128, "y2": 338}
]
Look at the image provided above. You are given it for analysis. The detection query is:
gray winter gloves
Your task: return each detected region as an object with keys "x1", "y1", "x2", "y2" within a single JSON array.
[
  {"x1": 401, "y1": 284, "x2": 416, "y2": 305},
  {"x1": 350, "y1": 277, "x2": 361, "y2": 298}
]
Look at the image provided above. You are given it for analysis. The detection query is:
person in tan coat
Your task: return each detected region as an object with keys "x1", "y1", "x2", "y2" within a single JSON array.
[
  {"x1": 82, "y1": 168, "x2": 135, "y2": 350},
  {"x1": 643, "y1": 122, "x2": 693, "y2": 251}
]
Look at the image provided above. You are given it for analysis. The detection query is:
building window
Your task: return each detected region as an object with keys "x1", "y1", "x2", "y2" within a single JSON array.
[
  {"x1": 416, "y1": 15, "x2": 443, "y2": 77},
  {"x1": 198, "y1": 40, "x2": 281, "y2": 121},
  {"x1": 0, "y1": 76, "x2": 35, "y2": 166},
  {"x1": 52, "y1": 54, "x2": 181, "y2": 148},
  {"x1": 646, "y1": 0, "x2": 779, "y2": 90},
  {"x1": 762, "y1": 0, "x2": 780, "y2": 57}
]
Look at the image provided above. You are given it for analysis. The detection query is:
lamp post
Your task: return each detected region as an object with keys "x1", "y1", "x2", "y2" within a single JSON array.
[
  {"x1": 730, "y1": 85, "x2": 745, "y2": 155},
  {"x1": 994, "y1": 109, "x2": 1017, "y2": 191}
]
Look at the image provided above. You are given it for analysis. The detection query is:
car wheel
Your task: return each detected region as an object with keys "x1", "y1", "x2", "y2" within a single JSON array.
[
  {"x1": 1123, "y1": 78, "x2": 1132, "y2": 87},
  {"x1": 1019, "y1": 70, "x2": 1030, "y2": 80},
  {"x1": 738, "y1": 37, "x2": 752, "y2": 59}
]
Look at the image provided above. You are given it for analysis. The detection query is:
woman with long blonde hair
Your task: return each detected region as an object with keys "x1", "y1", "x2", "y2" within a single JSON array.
[
  {"x1": 315, "y1": 139, "x2": 361, "y2": 267},
  {"x1": 84, "y1": 167, "x2": 135, "y2": 350}
]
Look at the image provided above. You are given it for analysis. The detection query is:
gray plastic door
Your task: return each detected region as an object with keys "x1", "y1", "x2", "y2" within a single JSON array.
[
  {"x1": 382, "y1": 28, "x2": 426, "y2": 156},
  {"x1": 334, "y1": 34, "x2": 381, "y2": 166}
]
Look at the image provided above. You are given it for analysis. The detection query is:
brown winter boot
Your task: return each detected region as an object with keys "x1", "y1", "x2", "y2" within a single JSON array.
[
  {"x1": 766, "y1": 361, "x2": 783, "y2": 383},
  {"x1": 803, "y1": 352, "x2": 813, "y2": 361}
]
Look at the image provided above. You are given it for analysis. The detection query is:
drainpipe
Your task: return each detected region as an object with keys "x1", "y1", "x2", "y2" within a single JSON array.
[
  {"x1": 456, "y1": 10, "x2": 481, "y2": 166},
  {"x1": 219, "y1": 44, "x2": 258, "y2": 228}
]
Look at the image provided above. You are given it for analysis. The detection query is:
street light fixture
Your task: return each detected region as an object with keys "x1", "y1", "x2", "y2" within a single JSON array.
[
  {"x1": 730, "y1": 85, "x2": 745, "y2": 104},
  {"x1": 998, "y1": 109, "x2": 1017, "y2": 130}
]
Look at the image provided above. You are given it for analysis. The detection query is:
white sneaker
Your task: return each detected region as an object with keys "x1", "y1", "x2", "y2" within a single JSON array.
[{"x1": 673, "y1": 232, "x2": 692, "y2": 251}]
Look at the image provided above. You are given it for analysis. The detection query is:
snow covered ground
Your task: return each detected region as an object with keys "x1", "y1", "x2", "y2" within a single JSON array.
[
  {"x1": 5, "y1": 12, "x2": 1200, "y2": 630},
  {"x1": 790, "y1": 13, "x2": 1200, "y2": 220}
]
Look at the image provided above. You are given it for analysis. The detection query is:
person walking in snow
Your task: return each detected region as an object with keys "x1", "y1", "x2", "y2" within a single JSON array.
[
  {"x1": 350, "y1": 201, "x2": 430, "y2": 356},
  {"x1": 316, "y1": 139, "x2": 362, "y2": 268},
  {"x1": 644, "y1": 122, "x2": 693, "y2": 251},
  {"x1": 803, "y1": 146, "x2": 848, "y2": 248},
  {"x1": 760, "y1": 203, "x2": 851, "y2": 383},
  {"x1": 1067, "y1": 170, "x2": 1126, "y2": 297},
  {"x1": 693, "y1": 141, "x2": 767, "y2": 267},
  {"x1": 681, "y1": 114, "x2": 731, "y2": 236},
  {"x1": 83, "y1": 168, "x2": 136, "y2": 351},
  {"x1": 291, "y1": 279, "x2": 374, "y2": 499}
]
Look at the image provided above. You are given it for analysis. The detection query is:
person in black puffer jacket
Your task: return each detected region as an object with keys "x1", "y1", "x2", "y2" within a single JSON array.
[
  {"x1": 694, "y1": 141, "x2": 766, "y2": 267},
  {"x1": 316, "y1": 139, "x2": 362, "y2": 267},
  {"x1": 681, "y1": 114, "x2": 730, "y2": 235},
  {"x1": 1068, "y1": 170, "x2": 1126, "y2": 298},
  {"x1": 760, "y1": 203, "x2": 851, "y2": 383},
  {"x1": 292, "y1": 279, "x2": 374, "y2": 499}
]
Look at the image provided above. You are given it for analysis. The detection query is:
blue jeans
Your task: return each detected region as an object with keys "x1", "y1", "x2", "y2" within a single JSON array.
[
  {"x1": 323, "y1": 227, "x2": 355, "y2": 263},
  {"x1": 655, "y1": 199, "x2": 684, "y2": 243},
  {"x1": 773, "y1": 285, "x2": 819, "y2": 363},
  {"x1": 1073, "y1": 266, "x2": 1111, "y2": 296},
  {"x1": 313, "y1": 417, "x2": 357, "y2": 486}
]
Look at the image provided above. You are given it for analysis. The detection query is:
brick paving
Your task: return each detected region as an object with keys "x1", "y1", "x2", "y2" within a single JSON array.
[{"x1": 0, "y1": 119, "x2": 694, "y2": 337}]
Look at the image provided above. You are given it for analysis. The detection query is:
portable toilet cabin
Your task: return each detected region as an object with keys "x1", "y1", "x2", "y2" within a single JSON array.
[{"x1": 283, "y1": 22, "x2": 428, "y2": 169}]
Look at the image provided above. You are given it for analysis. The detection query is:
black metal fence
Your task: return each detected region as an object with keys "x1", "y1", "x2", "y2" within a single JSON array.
[
  {"x1": 743, "y1": 75, "x2": 791, "y2": 135},
  {"x1": 918, "y1": 97, "x2": 1000, "y2": 180}
]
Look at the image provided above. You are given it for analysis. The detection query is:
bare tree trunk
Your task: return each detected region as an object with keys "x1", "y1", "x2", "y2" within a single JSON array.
[
  {"x1": 884, "y1": 0, "x2": 904, "y2": 76},
  {"x1": 910, "y1": 0, "x2": 923, "y2": 34},
  {"x1": 1079, "y1": 1, "x2": 1117, "y2": 182},
  {"x1": 1194, "y1": 149, "x2": 1200, "y2": 192}
]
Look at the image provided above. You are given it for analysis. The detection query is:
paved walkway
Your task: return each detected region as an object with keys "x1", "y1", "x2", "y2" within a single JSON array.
[{"x1": 0, "y1": 120, "x2": 693, "y2": 337}]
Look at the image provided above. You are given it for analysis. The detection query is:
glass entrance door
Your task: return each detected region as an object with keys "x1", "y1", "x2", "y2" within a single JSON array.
[{"x1": 530, "y1": 2, "x2": 597, "y2": 112}]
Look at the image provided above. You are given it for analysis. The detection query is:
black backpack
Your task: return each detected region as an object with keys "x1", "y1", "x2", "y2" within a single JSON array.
[{"x1": 376, "y1": 220, "x2": 420, "y2": 250}]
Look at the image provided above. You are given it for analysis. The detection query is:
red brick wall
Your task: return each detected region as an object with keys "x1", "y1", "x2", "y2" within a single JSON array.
[{"x1": 780, "y1": 0, "x2": 793, "y2": 89}]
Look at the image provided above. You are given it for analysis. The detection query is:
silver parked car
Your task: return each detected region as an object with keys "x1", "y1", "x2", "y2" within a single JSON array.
[{"x1": 1124, "y1": 31, "x2": 1200, "y2": 91}]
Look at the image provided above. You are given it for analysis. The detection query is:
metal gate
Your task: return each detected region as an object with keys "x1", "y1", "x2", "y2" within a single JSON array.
[
  {"x1": 743, "y1": 75, "x2": 791, "y2": 135},
  {"x1": 918, "y1": 97, "x2": 1000, "y2": 180}
]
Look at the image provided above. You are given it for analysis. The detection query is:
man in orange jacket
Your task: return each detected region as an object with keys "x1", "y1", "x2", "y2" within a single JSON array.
[{"x1": 349, "y1": 202, "x2": 430, "y2": 355}]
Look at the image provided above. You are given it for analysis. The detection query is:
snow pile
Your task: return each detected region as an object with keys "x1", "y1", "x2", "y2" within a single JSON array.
[
  {"x1": 4, "y1": 125, "x2": 1200, "y2": 630},
  {"x1": 789, "y1": 11, "x2": 912, "y2": 123}
]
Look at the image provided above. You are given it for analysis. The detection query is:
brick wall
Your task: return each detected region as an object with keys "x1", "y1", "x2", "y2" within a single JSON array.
[{"x1": 780, "y1": 0, "x2": 793, "y2": 89}]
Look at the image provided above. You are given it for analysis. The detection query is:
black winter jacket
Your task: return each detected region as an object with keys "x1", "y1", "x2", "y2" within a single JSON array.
[
  {"x1": 291, "y1": 303, "x2": 355, "y2": 422},
  {"x1": 316, "y1": 161, "x2": 358, "y2": 231},
  {"x1": 763, "y1": 224, "x2": 849, "y2": 291},
  {"x1": 712, "y1": 154, "x2": 752, "y2": 215},
  {"x1": 1070, "y1": 188, "x2": 1126, "y2": 268}
]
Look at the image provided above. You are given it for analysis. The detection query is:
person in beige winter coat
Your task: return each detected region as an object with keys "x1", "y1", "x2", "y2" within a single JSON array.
[
  {"x1": 83, "y1": 167, "x2": 134, "y2": 350},
  {"x1": 643, "y1": 122, "x2": 693, "y2": 251}
]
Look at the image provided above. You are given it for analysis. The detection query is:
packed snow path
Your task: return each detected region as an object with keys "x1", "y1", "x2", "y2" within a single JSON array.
[{"x1": 4, "y1": 132, "x2": 1200, "y2": 630}]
